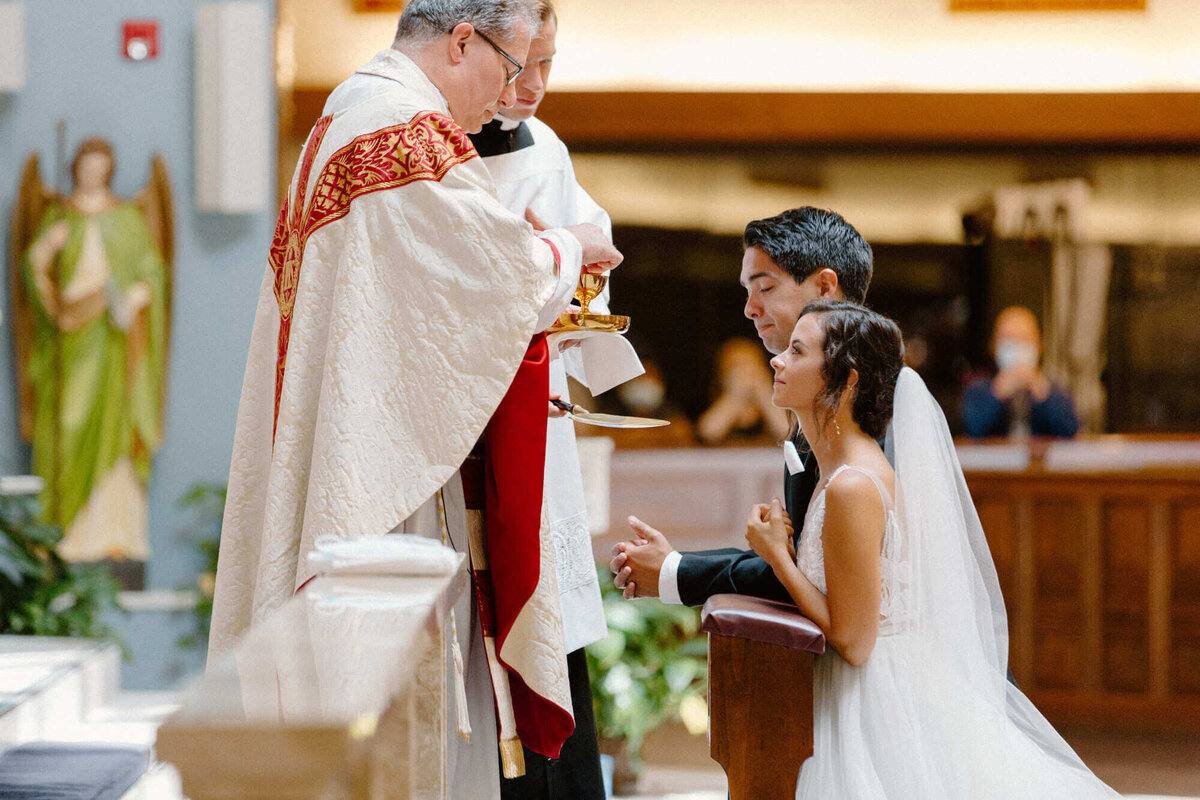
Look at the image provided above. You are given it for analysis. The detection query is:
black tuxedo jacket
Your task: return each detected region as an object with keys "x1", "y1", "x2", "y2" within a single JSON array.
[{"x1": 675, "y1": 439, "x2": 819, "y2": 607}]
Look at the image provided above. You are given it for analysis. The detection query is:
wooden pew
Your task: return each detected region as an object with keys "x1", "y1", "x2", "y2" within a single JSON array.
[{"x1": 702, "y1": 594, "x2": 826, "y2": 800}]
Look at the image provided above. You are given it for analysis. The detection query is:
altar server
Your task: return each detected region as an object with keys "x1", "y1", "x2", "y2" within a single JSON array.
[{"x1": 470, "y1": 3, "x2": 642, "y2": 797}]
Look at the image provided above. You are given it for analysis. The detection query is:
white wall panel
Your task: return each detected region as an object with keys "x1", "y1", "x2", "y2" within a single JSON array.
[
  {"x1": 195, "y1": 2, "x2": 271, "y2": 213},
  {"x1": 0, "y1": 2, "x2": 27, "y2": 92}
]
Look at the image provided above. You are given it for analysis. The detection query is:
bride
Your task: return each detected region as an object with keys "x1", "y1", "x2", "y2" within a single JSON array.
[{"x1": 744, "y1": 300, "x2": 1118, "y2": 798}]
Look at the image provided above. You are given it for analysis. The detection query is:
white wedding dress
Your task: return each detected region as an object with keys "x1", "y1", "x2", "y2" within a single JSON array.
[{"x1": 793, "y1": 370, "x2": 1119, "y2": 799}]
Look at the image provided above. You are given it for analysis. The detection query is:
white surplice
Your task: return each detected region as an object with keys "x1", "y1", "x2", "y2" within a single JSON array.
[{"x1": 481, "y1": 115, "x2": 641, "y2": 653}]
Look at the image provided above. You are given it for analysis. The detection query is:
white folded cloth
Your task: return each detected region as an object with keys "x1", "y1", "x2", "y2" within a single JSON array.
[
  {"x1": 306, "y1": 534, "x2": 460, "y2": 577},
  {"x1": 547, "y1": 330, "x2": 644, "y2": 396}
]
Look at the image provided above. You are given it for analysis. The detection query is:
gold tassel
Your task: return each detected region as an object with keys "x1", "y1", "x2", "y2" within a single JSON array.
[
  {"x1": 449, "y1": 608, "x2": 471, "y2": 742},
  {"x1": 439, "y1": 491, "x2": 472, "y2": 742},
  {"x1": 499, "y1": 737, "x2": 526, "y2": 779}
]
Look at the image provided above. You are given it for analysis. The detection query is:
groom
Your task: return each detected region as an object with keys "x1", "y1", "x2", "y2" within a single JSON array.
[{"x1": 610, "y1": 207, "x2": 873, "y2": 606}]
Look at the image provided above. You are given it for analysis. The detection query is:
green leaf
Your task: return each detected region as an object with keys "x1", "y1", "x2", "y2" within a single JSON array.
[
  {"x1": 585, "y1": 567, "x2": 707, "y2": 762},
  {"x1": 171, "y1": 481, "x2": 227, "y2": 652},
  {"x1": 664, "y1": 659, "x2": 699, "y2": 693},
  {"x1": 587, "y1": 630, "x2": 626, "y2": 667},
  {"x1": 177, "y1": 483, "x2": 227, "y2": 509},
  {"x1": 0, "y1": 540, "x2": 42, "y2": 580},
  {"x1": 18, "y1": 522, "x2": 63, "y2": 547},
  {"x1": 603, "y1": 600, "x2": 648, "y2": 634}
]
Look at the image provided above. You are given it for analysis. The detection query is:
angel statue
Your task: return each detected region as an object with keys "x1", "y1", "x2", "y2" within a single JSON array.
[{"x1": 10, "y1": 138, "x2": 172, "y2": 565}]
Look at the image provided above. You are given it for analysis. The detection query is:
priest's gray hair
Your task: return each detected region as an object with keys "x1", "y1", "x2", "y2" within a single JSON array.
[{"x1": 395, "y1": 0, "x2": 541, "y2": 44}]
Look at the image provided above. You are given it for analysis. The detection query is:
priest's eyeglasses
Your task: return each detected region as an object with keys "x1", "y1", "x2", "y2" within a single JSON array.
[{"x1": 472, "y1": 28, "x2": 524, "y2": 85}]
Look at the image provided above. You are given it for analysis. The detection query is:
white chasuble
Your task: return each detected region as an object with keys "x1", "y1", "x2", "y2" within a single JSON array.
[{"x1": 209, "y1": 49, "x2": 582, "y2": 798}]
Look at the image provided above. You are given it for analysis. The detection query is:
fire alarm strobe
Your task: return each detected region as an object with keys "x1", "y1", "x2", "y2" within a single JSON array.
[{"x1": 123, "y1": 20, "x2": 159, "y2": 61}]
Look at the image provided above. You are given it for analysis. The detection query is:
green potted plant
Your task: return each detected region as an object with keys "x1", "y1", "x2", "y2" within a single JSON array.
[
  {"x1": 585, "y1": 568, "x2": 708, "y2": 796},
  {"x1": 175, "y1": 482, "x2": 226, "y2": 651},
  {"x1": 0, "y1": 478, "x2": 122, "y2": 643}
]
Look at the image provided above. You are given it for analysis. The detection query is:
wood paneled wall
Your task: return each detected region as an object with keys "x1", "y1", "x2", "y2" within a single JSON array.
[
  {"x1": 535, "y1": 92, "x2": 1200, "y2": 149},
  {"x1": 969, "y1": 470, "x2": 1200, "y2": 729}
]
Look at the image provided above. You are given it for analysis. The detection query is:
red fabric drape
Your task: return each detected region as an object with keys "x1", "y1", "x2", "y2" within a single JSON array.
[{"x1": 483, "y1": 332, "x2": 575, "y2": 758}]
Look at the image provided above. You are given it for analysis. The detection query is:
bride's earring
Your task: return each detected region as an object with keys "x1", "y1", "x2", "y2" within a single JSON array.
[{"x1": 834, "y1": 418, "x2": 842, "y2": 438}]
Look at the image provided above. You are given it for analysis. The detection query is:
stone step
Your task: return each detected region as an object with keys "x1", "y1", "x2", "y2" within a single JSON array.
[
  {"x1": 0, "y1": 637, "x2": 183, "y2": 799},
  {"x1": 0, "y1": 636, "x2": 120, "y2": 746}
]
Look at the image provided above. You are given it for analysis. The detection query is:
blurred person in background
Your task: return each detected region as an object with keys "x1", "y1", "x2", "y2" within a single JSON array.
[
  {"x1": 697, "y1": 337, "x2": 791, "y2": 445},
  {"x1": 596, "y1": 361, "x2": 694, "y2": 448},
  {"x1": 962, "y1": 306, "x2": 1078, "y2": 439}
]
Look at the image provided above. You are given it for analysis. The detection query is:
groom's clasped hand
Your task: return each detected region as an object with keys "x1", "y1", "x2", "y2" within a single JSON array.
[
  {"x1": 609, "y1": 516, "x2": 672, "y2": 599},
  {"x1": 611, "y1": 500, "x2": 796, "y2": 601},
  {"x1": 745, "y1": 497, "x2": 795, "y2": 568}
]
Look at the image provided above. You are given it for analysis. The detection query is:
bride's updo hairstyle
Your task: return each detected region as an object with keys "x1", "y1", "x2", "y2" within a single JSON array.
[{"x1": 799, "y1": 300, "x2": 905, "y2": 441}]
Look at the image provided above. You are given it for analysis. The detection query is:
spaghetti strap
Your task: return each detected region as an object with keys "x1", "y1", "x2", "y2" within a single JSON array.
[{"x1": 825, "y1": 464, "x2": 894, "y2": 511}]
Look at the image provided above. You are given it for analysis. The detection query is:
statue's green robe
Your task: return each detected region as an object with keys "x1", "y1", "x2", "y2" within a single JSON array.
[{"x1": 22, "y1": 202, "x2": 167, "y2": 559}]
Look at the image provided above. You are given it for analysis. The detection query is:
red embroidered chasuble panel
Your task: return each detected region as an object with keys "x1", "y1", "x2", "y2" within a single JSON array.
[{"x1": 266, "y1": 111, "x2": 478, "y2": 439}]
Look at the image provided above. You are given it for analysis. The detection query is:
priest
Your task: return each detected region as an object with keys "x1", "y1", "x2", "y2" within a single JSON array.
[
  {"x1": 208, "y1": 0, "x2": 622, "y2": 796},
  {"x1": 469, "y1": 2, "x2": 641, "y2": 798}
]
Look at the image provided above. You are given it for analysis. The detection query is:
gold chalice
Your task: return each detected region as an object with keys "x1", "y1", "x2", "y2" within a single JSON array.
[{"x1": 550, "y1": 270, "x2": 631, "y2": 335}]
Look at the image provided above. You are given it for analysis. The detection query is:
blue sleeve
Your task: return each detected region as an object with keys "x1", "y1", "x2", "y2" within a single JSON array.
[
  {"x1": 962, "y1": 380, "x2": 1006, "y2": 438},
  {"x1": 1030, "y1": 384, "x2": 1079, "y2": 437}
]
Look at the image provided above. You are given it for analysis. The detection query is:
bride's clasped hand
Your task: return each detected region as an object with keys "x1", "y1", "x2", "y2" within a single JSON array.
[{"x1": 744, "y1": 498, "x2": 794, "y2": 570}]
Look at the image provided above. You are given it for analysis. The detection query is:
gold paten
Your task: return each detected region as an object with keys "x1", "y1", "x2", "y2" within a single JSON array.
[{"x1": 549, "y1": 271, "x2": 631, "y2": 335}]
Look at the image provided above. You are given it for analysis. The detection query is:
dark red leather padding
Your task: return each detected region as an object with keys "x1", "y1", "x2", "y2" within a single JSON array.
[{"x1": 701, "y1": 594, "x2": 827, "y2": 654}]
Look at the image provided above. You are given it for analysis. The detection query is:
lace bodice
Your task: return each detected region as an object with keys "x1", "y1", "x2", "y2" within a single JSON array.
[{"x1": 794, "y1": 465, "x2": 910, "y2": 627}]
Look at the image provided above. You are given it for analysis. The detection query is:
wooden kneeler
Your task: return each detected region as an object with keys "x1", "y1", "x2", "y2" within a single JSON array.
[{"x1": 701, "y1": 595, "x2": 826, "y2": 800}]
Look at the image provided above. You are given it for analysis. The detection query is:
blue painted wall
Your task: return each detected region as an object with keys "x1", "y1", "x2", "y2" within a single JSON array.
[{"x1": 0, "y1": 1, "x2": 277, "y2": 687}]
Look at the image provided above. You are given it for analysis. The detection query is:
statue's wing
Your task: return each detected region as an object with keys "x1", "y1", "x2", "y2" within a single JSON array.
[
  {"x1": 10, "y1": 154, "x2": 56, "y2": 441},
  {"x1": 134, "y1": 154, "x2": 174, "y2": 432},
  {"x1": 134, "y1": 154, "x2": 174, "y2": 267}
]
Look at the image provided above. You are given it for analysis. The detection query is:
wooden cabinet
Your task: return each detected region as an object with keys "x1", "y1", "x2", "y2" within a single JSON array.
[{"x1": 967, "y1": 468, "x2": 1200, "y2": 730}]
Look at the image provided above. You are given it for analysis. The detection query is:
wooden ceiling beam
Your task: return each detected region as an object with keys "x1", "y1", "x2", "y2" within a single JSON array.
[{"x1": 288, "y1": 89, "x2": 1200, "y2": 147}]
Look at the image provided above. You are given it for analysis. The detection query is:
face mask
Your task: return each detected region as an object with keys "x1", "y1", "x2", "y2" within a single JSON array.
[
  {"x1": 995, "y1": 339, "x2": 1038, "y2": 371},
  {"x1": 619, "y1": 380, "x2": 665, "y2": 411}
]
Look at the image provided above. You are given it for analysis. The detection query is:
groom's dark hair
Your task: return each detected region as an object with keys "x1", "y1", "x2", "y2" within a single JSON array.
[{"x1": 743, "y1": 207, "x2": 873, "y2": 304}]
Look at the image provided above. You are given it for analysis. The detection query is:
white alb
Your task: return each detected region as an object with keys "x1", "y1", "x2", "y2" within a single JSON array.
[{"x1": 482, "y1": 115, "x2": 642, "y2": 653}]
